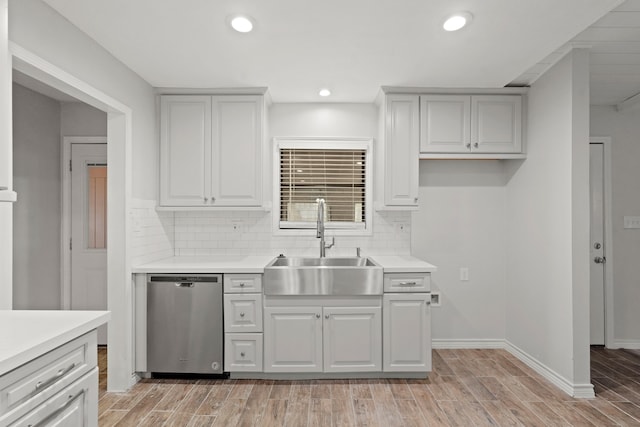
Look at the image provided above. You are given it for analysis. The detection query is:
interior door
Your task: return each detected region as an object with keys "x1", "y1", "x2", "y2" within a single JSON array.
[
  {"x1": 71, "y1": 143, "x2": 107, "y2": 344},
  {"x1": 590, "y1": 143, "x2": 605, "y2": 345}
]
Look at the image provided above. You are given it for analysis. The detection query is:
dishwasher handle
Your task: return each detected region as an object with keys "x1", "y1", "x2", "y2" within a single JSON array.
[{"x1": 175, "y1": 282, "x2": 194, "y2": 288}]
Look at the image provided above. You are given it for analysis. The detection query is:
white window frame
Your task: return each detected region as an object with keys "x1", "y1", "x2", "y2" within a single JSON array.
[{"x1": 272, "y1": 137, "x2": 373, "y2": 236}]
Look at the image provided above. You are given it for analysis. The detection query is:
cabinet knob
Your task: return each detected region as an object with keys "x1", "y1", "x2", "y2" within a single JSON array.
[
  {"x1": 240, "y1": 352, "x2": 245, "y2": 357},
  {"x1": 204, "y1": 197, "x2": 208, "y2": 203},
  {"x1": 239, "y1": 283, "x2": 245, "y2": 287},
  {"x1": 316, "y1": 314, "x2": 321, "y2": 319},
  {"x1": 474, "y1": 142, "x2": 479, "y2": 148},
  {"x1": 325, "y1": 314, "x2": 329, "y2": 319},
  {"x1": 466, "y1": 143, "x2": 471, "y2": 150},
  {"x1": 240, "y1": 312, "x2": 245, "y2": 317},
  {"x1": 211, "y1": 196, "x2": 216, "y2": 203},
  {"x1": 414, "y1": 197, "x2": 418, "y2": 203}
]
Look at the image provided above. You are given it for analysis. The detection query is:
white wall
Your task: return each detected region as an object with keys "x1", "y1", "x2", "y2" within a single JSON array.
[
  {"x1": 61, "y1": 101, "x2": 107, "y2": 136},
  {"x1": 591, "y1": 105, "x2": 640, "y2": 347},
  {"x1": 12, "y1": 83, "x2": 61, "y2": 309},
  {"x1": 412, "y1": 160, "x2": 507, "y2": 343},
  {"x1": 505, "y1": 49, "x2": 591, "y2": 393}
]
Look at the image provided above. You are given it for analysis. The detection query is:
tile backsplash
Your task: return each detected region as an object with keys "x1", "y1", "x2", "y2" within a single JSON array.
[{"x1": 131, "y1": 200, "x2": 411, "y2": 261}]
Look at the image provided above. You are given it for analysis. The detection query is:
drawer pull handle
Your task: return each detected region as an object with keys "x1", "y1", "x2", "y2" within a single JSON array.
[
  {"x1": 35, "y1": 362, "x2": 76, "y2": 392},
  {"x1": 239, "y1": 312, "x2": 245, "y2": 317},
  {"x1": 398, "y1": 281, "x2": 417, "y2": 286},
  {"x1": 28, "y1": 388, "x2": 85, "y2": 427},
  {"x1": 175, "y1": 282, "x2": 194, "y2": 288}
]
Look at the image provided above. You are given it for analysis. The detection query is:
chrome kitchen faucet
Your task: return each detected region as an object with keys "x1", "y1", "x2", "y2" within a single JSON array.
[{"x1": 316, "y1": 198, "x2": 335, "y2": 257}]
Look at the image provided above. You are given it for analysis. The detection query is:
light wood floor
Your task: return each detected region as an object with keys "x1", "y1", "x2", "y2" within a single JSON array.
[{"x1": 97, "y1": 347, "x2": 640, "y2": 426}]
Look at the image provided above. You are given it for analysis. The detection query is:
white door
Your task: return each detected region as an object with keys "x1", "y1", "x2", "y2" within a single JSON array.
[
  {"x1": 383, "y1": 293, "x2": 431, "y2": 372},
  {"x1": 323, "y1": 306, "x2": 381, "y2": 372},
  {"x1": 263, "y1": 306, "x2": 323, "y2": 373},
  {"x1": 590, "y1": 143, "x2": 606, "y2": 345},
  {"x1": 71, "y1": 144, "x2": 107, "y2": 344}
]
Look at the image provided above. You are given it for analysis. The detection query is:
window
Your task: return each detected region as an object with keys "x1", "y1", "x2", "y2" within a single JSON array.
[{"x1": 274, "y1": 138, "x2": 372, "y2": 233}]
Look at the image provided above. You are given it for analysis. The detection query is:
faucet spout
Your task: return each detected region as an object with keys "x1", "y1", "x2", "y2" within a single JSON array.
[{"x1": 316, "y1": 198, "x2": 332, "y2": 257}]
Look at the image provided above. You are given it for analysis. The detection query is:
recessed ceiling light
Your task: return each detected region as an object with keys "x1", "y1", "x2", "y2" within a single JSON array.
[
  {"x1": 231, "y1": 16, "x2": 254, "y2": 33},
  {"x1": 319, "y1": 89, "x2": 331, "y2": 97},
  {"x1": 443, "y1": 12, "x2": 472, "y2": 32}
]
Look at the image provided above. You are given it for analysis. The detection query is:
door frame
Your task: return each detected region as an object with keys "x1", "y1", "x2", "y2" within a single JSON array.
[
  {"x1": 589, "y1": 137, "x2": 615, "y2": 348},
  {"x1": 61, "y1": 136, "x2": 107, "y2": 310}
]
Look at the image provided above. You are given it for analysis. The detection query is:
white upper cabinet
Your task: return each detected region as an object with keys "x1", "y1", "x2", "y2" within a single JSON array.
[
  {"x1": 381, "y1": 94, "x2": 419, "y2": 208},
  {"x1": 160, "y1": 94, "x2": 264, "y2": 208},
  {"x1": 160, "y1": 95, "x2": 211, "y2": 206},
  {"x1": 420, "y1": 95, "x2": 470, "y2": 153},
  {"x1": 420, "y1": 94, "x2": 523, "y2": 157}
]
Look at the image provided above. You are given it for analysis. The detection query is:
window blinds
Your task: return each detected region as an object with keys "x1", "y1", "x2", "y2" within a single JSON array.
[{"x1": 279, "y1": 148, "x2": 366, "y2": 227}]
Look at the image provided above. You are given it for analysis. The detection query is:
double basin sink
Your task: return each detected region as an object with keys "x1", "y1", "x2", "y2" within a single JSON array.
[{"x1": 263, "y1": 256, "x2": 383, "y2": 295}]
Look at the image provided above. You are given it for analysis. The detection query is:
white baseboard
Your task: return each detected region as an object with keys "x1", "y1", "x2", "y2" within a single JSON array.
[
  {"x1": 432, "y1": 339, "x2": 505, "y2": 349},
  {"x1": 504, "y1": 341, "x2": 594, "y2": 399},
  {"x1": 433, "y1": 339, "x2": 594, "y2": 398},
  {"x1": 612, "y1": 340, "x2": 640, "y2": 349}
]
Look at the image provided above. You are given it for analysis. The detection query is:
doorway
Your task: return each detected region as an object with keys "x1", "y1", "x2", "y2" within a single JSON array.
[
  {"x1": 589, "y1": 137, "x2": 614, "y2": 348},
  {"x1": 64, "y1": 141, "x2": 108, "y2": 344}
]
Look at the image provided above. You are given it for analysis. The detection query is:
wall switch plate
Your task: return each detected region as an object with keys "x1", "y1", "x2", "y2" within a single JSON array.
[
  {"x1": 460, "y1": 267, "x2": 469, "y2": 281},
  {"x1": 624, "y1": 216, "x2": 640, "y2": 229}
]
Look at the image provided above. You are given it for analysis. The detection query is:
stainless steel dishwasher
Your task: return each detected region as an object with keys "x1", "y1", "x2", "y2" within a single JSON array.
[{"x1": 147, "y1": 274, "x2": 223, "y2": 374}]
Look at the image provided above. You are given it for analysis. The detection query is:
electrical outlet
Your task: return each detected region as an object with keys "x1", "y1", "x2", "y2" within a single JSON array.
[{"x1": 460, "y1": 267, "x2": 469, "y2": 281}]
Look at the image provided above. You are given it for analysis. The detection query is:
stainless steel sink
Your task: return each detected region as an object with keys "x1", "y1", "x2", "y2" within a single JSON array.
[{"x1": 263, "y1": 256, "x2": 383, "y2": 295}]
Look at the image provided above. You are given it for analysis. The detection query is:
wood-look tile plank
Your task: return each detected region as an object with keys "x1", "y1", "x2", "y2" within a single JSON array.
[
  {"x1": 565, "y1": 400, "x2": 618, "y2": 426},
  {"x1": 523, "y1": 401, "x2": 570, "y2": 426},
  {"x1": 461, "y1": 401, "x2": 498, "y2": 426},
  {"x1": 499, "y1": 376, "x2": 543, "y2": 402},
  {"x1": 283, "y1": 398, "x2": 310, "y2": 427},
  {"x1": 227, "y1": 379, "x2": 254, "y2": 399},
  {"x1": 592, "y1": 378, "x2": 629, "y2": 401},
  {"x1": 290, "y1": 380, "x2": 312, "y2": 401},
  {"x1": 493, "y1": 354, "x2": 529, "y2": 376},
  {"x1": 439, "y1": 375, "x2": 477, "y2": 402},
  {"x1": 98, "y1": 410, "x2": 128, "y2": 427},
  {"x1": 211, "y1": 399, "x2": 247, "y2": 427},
  {"x1": 261, "y1": 399, "x2": 289, "y2": 427},
  {"x1": 479, "y1": 401, "x2": 523, "y2": 427},
  {"x1": 137, "y1": 410, "x2": 172, "y2": 427},
  {"x1": 425, "y1": 373, "x2": 457, "y2": 401},
  {"x1": 311, "y1": 380, "x2": 332, "y2": 399},
  {"x1": 350, "y1": 379, "x2": 373, "y2": 399},
  {"x1": 155, "y1": 383, "x2": 195, "y2": 412},
  {"x1": 196, "y1": 383, "x2": 235, "y2": 416},
  {"x1": 187, "y1": 415, "x2": 216, "y2": 427},
  {"x1": 332, "y1": 397, "x2": 356, "y2": 426},
  {"x1": 438, "y1": 399, "x2": 475, "y2": 426},
  {"x1": 395, "y1": 399, "x2": 427, "y2": 427},
  {"x1": 99, "y1": 392, "x2": 121, "y2": 415},
  {"x1": 407, "y1": 383, "x2": 450, "y2": 426},
  {"x1": 373, "y1": 397, "x2": 403, "y2": 427},
  {"x1": 432, "y1": 351, "x2": 455, "y2": 375},
  {"x1": 110, "y1": 383, "x2": 155, "y2": 410},
  {"x1": 308, "y1": 398, "x2": 332, "y2": 427},
  {"x1": 610, "y1": 401, "x2": 640, "y2": 422},
  {"x1": 544, "y1": 401, "x2": 597, "y2": 426},
  {"x1": 330, "y1": 380, "x2": 350, "y2": 401},
  {"x1": 388, "y1": 379, "x2": 413, "y2": 400},
  {"x1": 114, "y1": 384, "x2": 173, "y2": 427},
  {"x1": 459, "y1": 376, "x2": 497, "y2": 401},
  {"x1": 588, "y1": 398, "x2": 640, "y2": 425},
  {"x1": 352, "y1": 398, "x2": 379, "y2": 427},
  {"x1": 165, "y1": 411, "x2": 195, "y2": 427},
  {"x1": 369, "y1": 380, "x2": 394, "y2": 402},
  {"x1": 269, "y1": 380, "x2": 292, "y2": 399},
  {"x1": 176, "y1": 384, "x2": 213, "y2": 414}
]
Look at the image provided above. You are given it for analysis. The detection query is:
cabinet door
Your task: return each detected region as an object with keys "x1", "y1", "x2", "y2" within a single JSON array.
[
  {"x1": 211, "y1": 95, "x2": 263, "y2": 206},
  {"x1": 384, "y1": 94, "x2": 419, "y2": 206},
  {"x1": 323, "y1": 307, "x2": 381, "y2": 372},
  {"x1": 420, "y1": 95, "x2": 471, "y2": 153},
  {"x1": 471, "y1": 95, "x2": 522, "y2": 153},
  {"x1": 160, "y1": 95, "x2": 211, "y2": 206},
  {"x1": 264, "y1": 307, "x2": 322, "y2": 372},
  {"x1": 383, "y1": 294, "x2": 431, "y2": 372}
]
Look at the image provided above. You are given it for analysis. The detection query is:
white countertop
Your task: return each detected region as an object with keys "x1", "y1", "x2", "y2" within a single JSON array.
[
  {"x1": 369, "y1": 255, "x2": 437, "y2": 273},
  {"x1": 0, "y1": 310, "x2": 110, "y2": 375},
  {"x1": 133, "y1": 254, "x2": 436, "y2": 274},
  {"x1": 132, "y1": 255, "x2": 277, "y2": 273}
]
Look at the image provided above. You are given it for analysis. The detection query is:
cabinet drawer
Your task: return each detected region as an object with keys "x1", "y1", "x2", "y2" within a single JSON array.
[
  {"x1": 224, "y1": 274, "x2": 262, "y2": 293},
  {"x1": 0, "y1": 332, "x2": 96, "y2": 415},
  {"x1": 224, "y1": 333, "x2": 263, "y2": 372},
  {"x1": 224, "y1": 294, "x2": 263, "y2": 333},
  {"x1": 383, "y1": 273, "x2": 430, "y2": 293},
  {"x1": 7, "y1": 367, "x2": 98, "y2": 427}
]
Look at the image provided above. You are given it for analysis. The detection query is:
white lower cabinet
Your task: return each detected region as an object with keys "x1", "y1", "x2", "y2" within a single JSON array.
[
  {"x1": 264, "y1": 305, "x2": 382, "y2": 373},
  {"x1": 383, "y1": 293, "x2": 432, "y2": 372},
  {"x1": 224, "y1": 333, "x2": 263, "y2": 372}
]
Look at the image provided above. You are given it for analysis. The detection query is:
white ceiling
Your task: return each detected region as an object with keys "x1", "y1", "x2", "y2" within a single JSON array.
[
  {"x1": 511, "y1": 0, "x2": 640, "y2": 107},
  {"x1": 41, "y1": 0, "x2": 622, "y2": 103}
]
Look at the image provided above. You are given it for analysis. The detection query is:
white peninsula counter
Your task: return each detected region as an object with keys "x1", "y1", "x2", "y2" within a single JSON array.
[{"x1": 0, "y1": 310, "x2": 110, "y2": 427}]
